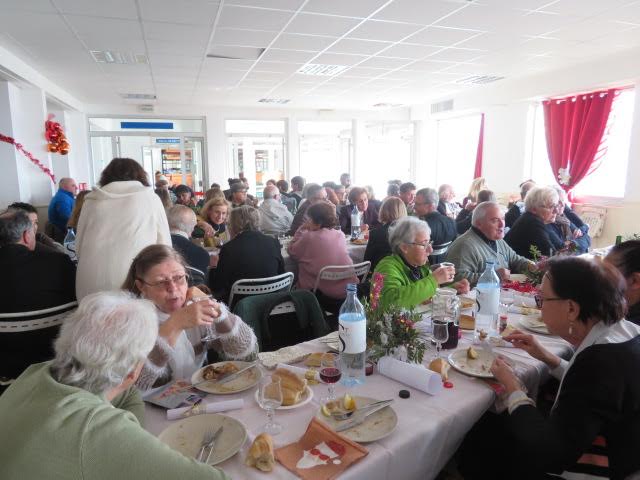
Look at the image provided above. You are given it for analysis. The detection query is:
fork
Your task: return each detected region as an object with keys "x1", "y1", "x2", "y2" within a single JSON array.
[
  {"x1": 197, "y1": 427, "x2": 216, "y2": 462},
  {"x1": 330, "y1": 399, "x2": 393, "y2": 420}
]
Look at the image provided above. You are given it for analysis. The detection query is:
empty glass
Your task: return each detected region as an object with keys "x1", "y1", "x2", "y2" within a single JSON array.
[
  {"x1": 432, "y1": 320, "x2": 449, "y2": 359},
  {"x1": 257, "y1": 376, "x2": 283, "y2": 435}
]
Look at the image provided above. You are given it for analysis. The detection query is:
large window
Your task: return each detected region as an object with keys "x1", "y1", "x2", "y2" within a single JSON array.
[
  {"x1": 530, "y1": 89, "x2": 635, "y2": 199},
  {"x1": 434, "y1": 114, "x2": 482, "y2": 198},
  {"x1": 298, "y1": 121, "x2": 352, "y2": 185}
]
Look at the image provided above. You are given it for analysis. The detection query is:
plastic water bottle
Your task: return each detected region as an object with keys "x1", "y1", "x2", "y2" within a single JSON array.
[
  {"x1": 338, "y1": 283, "x2": 366, "y2": 386},
  {"x1": 475, "y1": 261, "x2": 500, "y2": 337},
  {"x1": 350, "y1": 205, "x2": 361, "y2": 239},
  {"x1": 63, "y1": 227, "x2": 77, "y2": 263}
]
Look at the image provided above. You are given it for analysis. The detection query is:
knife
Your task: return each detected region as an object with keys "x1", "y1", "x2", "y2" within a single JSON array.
[
  {"x1": 204, "y1": 426, "x2": 224, "y2": 464},
  {"x1": 179, "y1": 362, "x2": 257, "y2": 391},
  {"x1": 334, "y1": 400, "x2": 393, "y2": 432}
]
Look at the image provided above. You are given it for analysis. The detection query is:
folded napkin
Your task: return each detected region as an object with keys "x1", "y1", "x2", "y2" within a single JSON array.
[
  {"x1": 276, "y1": 363, "x2": 319, "y2": 382},
  {"x1": 275, "y1": 418, "x2": 368, "y2": 480},
  {"x1": 166, "y1": 398, "x2": 244, "y2": 420},
  {"x1": 259, "y1": 345, "x2": 310, "y2": 369},
  {"x1": 377, "y1": 356, "x2": 443, "y2": 395}
]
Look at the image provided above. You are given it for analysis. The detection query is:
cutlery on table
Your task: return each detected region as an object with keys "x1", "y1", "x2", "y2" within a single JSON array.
[
  {"x1": 330, "y1": 399, "x2": 393, "y2": 420},
  {"x1": 204, "y1": 426, "x2": 224, "y2": 464},
  {"x1": 334, "y1": 400, "x2": 394, "y2": 432}
]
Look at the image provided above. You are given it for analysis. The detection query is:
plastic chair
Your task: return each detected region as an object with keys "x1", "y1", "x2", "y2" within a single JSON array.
[
  {"x1": 228, "y1": 272, "x2": 294, "y2": 308},
  {"x1": 311, "y1": 261, "x2": 371, "y2": 294},
  {"x1": 186, "y1": 265, "x2": 206, "y2": 286}
]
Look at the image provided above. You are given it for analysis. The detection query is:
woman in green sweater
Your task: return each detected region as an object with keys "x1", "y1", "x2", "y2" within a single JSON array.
[
  {"x1": 0, "y1": 291, "x2": 229, "y2": 480},
  {"x1": 374, "y1": 216, "x2": 470, "y2": 309}
]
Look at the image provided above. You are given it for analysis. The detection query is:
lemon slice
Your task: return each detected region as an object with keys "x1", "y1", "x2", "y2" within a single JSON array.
[
  {"x1": 343, "y1": 393, "x2": 356, "y2": 411},
  {"x1": 320, "y1": 404, "x2": 331, "y2": 417}
]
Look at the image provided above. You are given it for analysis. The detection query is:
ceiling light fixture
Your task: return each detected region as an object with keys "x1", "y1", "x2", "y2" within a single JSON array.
[
  {"x1": 373, "y1": 102, "x2": 403, "y2": 108},
  {"x1": 455, "y1": 75, "x2": 505, "y2": 85},
  {"x1": 297, "y1": 64, "x2": 349, "y2": 76},
  {"x1": 120, "y1": 93, "x2": 157, "y2": 100},
  {"x1": 90, "y1": 50, "x2": 148, "y2": 65},
  {"x1": 258, "y1": 98, "x2": 291, "y2": 104}
]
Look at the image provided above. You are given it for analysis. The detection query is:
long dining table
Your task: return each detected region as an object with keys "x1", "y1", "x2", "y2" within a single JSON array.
[{"x1": 144, "y1": 310, "x2": 573, "y2": 480}]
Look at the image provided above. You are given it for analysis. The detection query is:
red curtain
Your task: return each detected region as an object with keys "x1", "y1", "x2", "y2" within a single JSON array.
[
  {"x1": 542, "y1": 89, "x2": 617, "y2": 197},
  {"x1": 474, "y1": 113, "x2": 485, "y2": 178}
]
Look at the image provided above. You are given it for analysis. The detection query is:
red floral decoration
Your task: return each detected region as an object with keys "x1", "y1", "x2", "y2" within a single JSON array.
[
  {"x1": 0, "y1": 133, "x2": 56, "y2": 184},
  {"x1": 45, "y1": 114, "x2": 70, "y2": 155}
]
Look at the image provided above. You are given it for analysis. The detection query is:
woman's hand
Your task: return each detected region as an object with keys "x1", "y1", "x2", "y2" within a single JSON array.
[
  {"x1": 433, "y1": 265, "x2": 455, "y2": 285},
  {"x1": 360, "y1": 224, "x2": 369, "y2": 232},
  {"x1": 197, "y1": 221, "x2": 214, "y2": 237},
  {"x1": 490, "y1": 356, "x2": 521, "y2": 395},
  {"x1": 503, "y1": 330, "x2": 560, "y2": 368},
  {"x1": 160, "y1": 298, "x2": 216, "y2": 345},
  {"x1": 453, "y1": 278, "x2": 470, "y2": 294},
  {"x1": 573, "y1": 229, "x2": 583, "y2": 238}
]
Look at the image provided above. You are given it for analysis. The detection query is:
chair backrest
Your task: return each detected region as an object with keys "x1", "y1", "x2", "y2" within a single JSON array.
[
  {"x1": 431, "y1": 241, "x2": 452, "y2": 257},
  {"x1": 228, "y1": 272, "x2": 294, "y2": 307},
  {"x1": 186, "y1": 265, "x2": 206, "y2": 286},
  {"x1": 312, "y1": 261, "x2": 371, "y2": 293},
  {"x1": 0, "y1": 301, "x2": 78, "y2": 334}
]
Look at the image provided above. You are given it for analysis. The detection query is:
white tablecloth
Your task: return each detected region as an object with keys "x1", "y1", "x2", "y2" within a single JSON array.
[{"x1": 144, "y1": 314, "x2": 572, "y2": 480}]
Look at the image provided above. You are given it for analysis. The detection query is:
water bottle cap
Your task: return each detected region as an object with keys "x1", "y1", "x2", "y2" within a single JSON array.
[{"x1": 346, "y1": 283, "x2": 357, "y2": 292}]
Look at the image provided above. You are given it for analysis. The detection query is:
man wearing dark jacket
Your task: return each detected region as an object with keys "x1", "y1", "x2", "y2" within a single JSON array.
[
  {"x1": 167, "y1": 205, "x2": 210, "y2": 278},
  {"x1": 414, "y1": 187, "x2": 457, "y2": 264}
]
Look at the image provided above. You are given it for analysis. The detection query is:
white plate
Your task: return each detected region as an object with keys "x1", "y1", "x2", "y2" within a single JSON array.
[
  {"x1": 518, "y1": 317, "x2": 550, "y2": 335},
  {"x1": 316, "y1": 396, "x2": 397, "y2": 443},
  {"x1": 448, "y1": 348, "x2": 494, "y2": 378},
  {"x1": 509, "y1": 273, "x2": 529, "y2": 282},
  {"x1": 158, "y1": 413, "x2": 247, "y2": 466},
  {"x1": 254, "y1": 385, "x2": 314, "y2": 410},
  {"x1": 191, "y1": 361, "x2": 262, "y2": 395}
]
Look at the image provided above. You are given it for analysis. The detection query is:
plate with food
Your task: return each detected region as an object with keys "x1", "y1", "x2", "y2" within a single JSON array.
[
  {"x1": 350, "y1": 238, "x2": 367, "y2": 245},
  {"x1": 254, "y1": 368, "x2": 314, "y2": 410},
  {"x1": 316, "y1": 395, "x2": 397, "y2": 443},
  {"x1": 518, "y1": 316, "x2": 550, "y2": 335},
  {"x1": 191, "y1": 361, "x2": 261, "y2": 395},
  {"x1": 158, "y1": 413, "x2": 247, "y2": 466},
  {"x1": 448, "y1": 347, "x2": 494, "y2": 378}
]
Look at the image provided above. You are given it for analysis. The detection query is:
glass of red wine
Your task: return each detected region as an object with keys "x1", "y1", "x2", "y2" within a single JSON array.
[{"x1": 319, "y1": 353, "x2": 341, "y2": 403}]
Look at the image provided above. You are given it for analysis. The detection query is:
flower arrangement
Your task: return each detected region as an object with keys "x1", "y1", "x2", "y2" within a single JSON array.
[{"x1": 364, "y1": 273, "x2": 426, "y2": 364}]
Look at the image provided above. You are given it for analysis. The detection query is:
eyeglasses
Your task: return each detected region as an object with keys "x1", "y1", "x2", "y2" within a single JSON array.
[
  {"x1": 408, "y1": 240, "x2": 433, "y2": 250},
  {"x1": 536, "y1": 296, "x2": 564, "y2": 307},
  {"x1": 138, "y1": 273, "x2": 188, "y2": 289}
]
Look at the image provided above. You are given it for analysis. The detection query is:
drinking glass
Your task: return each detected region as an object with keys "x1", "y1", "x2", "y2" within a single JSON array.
[
  {"x1": 319, "y1": 353, "x2": 341, "y2": 403},
  {"x1": 257, "y1": 376, "x2": 283, "y2": 435},
  {"x1": 500, "y1": 289, "x2": 515, "y2": 314},
  {"x1": 432, "y1": 320, "x2": 449, "y2": 359}
]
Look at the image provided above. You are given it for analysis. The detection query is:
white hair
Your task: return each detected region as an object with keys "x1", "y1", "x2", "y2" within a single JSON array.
[
  {"x1": 472, "y1": 201, "x2": 501, "y2": 226},
  {"x1": 549, "y1": 184, "x2": 568, "y2": 203},
  {"x1": 388, "y1": 216, "x2": 431, "y2": 255},
  {"x1": 167, "y1": 205, "x2": 197, "y2": 234},
  {"x1": 524, "y1": 186, "x2": 559, "y2": 211},
  {"x1": 50, "y1": 291, "x2": 158, "y2": 395},
  {"x1": 263, "y1": 184, "x2": 279, "y2": 200}
]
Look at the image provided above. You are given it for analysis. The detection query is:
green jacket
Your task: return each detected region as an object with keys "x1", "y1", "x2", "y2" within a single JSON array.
[
  {"x1": 0, "y1": 363, "x2": 229, "y2": 480},
  {"x1": 374, "y1": 254, "x2": 438, "y2": 309}
]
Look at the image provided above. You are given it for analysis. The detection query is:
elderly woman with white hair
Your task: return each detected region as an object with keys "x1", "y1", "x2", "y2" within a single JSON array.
[
  {"x1": 546, "y1": 185, "x2": 591, "y2": 254},
  {"x1": 505, "y1": 186, "x2": 560, "y2": 259},
  {"x1": 0, "y1": 291, "x2": 230, "y2": 480},
  {"x1": 374, "y1": 216, "x2": 469, "y2": 309}
]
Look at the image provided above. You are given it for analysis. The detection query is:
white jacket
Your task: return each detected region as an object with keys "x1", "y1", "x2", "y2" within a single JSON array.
[
  {"x1": 75, "y1": 181, "x2": 171, "y2": 300},
  {"x1": 259, "y1": 198, "x2": 294, "y2": 235}
]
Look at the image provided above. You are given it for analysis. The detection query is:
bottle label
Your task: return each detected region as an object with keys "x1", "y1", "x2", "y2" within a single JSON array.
[
  {"x1": 476, "y1": 287, "x2": 499, "y2": 315},
  {"x1": 338, "y1": 318, "x2": 366, "y2": 354}
]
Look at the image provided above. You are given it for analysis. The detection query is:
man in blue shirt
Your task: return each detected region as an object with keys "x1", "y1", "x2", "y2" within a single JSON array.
[{"x1": 47, "y1": 178, "x2": 77, "y2": 239}]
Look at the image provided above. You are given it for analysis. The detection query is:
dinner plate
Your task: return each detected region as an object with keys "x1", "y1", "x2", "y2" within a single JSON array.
[
  {"x1": 191, "y1": 361, "x2": 262, "y2": 395},
  {"x1": 448, "y1": 348, "x2": 494, "y2": 378},
  {"x1": 315, "y1": 396, "x2": 397, "y2": 443},
  {"x1": 254, "y1": 385, "x2": 314, "y2": 410},
  {"x1": 158, "y1": 413, "x2": 247, "y2": 466},
  {"x1": 518, "y1": 316, "x2": 550, "y2": 335}
]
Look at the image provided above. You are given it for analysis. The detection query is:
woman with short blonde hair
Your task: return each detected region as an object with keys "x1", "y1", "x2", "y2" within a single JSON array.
[{"x1": 195, "y1": 197, "x2": 231, "y2": 246}]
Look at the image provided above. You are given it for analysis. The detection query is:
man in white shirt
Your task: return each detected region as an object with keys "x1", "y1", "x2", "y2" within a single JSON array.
[{"x1": 259, "y1": 184, "x2": 294, "y2": 236}]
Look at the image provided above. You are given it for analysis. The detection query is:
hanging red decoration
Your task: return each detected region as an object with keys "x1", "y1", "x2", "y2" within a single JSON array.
[
  {"x1": 45, "y1": 114, "x2": 70, "y2": 155},
  {"x1": 0, "y1": 133, "x2": 56, "y2": 184}
]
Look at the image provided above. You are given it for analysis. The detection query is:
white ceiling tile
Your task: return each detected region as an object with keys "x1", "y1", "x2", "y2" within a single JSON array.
[
  {"x1": 322, "y1": 76, "x2": 366, "y2": 86},
  {"x1": 259, "y1": 48, "x2": 316, "y2": 63},
  {"x1": 373, "y1": 0, "x2": 467, "y2": 25},
  {"x1": 358, "y1": 56, "x2": 412, "y2": 69},
  {"x1": 402, "y1": 59, "x2": 455, "y2": 72},
  {"x1": 211, "y1": 28, "x2": 278, "y2": 47},
  {"x1": 456, "y1": 32, "x2": 522, "y2": 51},
  {"x1": 435, "y1": 4, "x2": 526, "y2": 31},
  {"x1": 253, "y1": 61, "x2": 304, "y2": 73},
  {"x1": 225, "y1": 0, "x2": 305, "y2": 10},
  {"x1": 144, "y1": 21, "x2": 210, "y2": 43},
  {"x1": 245, "y1": 70, "x2": 289, "y2": 81},
  {"x1": 1, "y1": 0, "x2": 57, "y2": 14},
  {"x1": 147, "y1": 53, "x2": 203, "y2": 67},
  {"x1": 0, "y1": 12, "x2": 81, "y2": 48},
  {"x1": 66, "y1": 15, "x2": 143, "y2": 43},
  {"x1": 302, "y1": 0, "x2": 390, "y2": 18},
  {"x1": 219, "y1": 5, "x2": 293, "y2": 31},
  {"x1": 308, "y1": 85, "x2": 349, "y2": 95},
  {"x1": 546, "y1": 18, "x2": 631, "y2": 43},
  {"x1": 328, "y1": 38, "x2": 392, "y2": 55},
  {"x1": 286, "y1": 13, "x2": 362, "y2": 36},
  {"x1": 347, "y1": 20, "x2": 424, "y2": 42},
  {"x1": 201, "y1": 58, "x2": 255, "y2": 71},
  {"x1": 313, "y1": 52, "x2": 368, "y2": 66},
  {"x1": 146, "y1": 39, "x2": 208, "y2": 56},
  {"x1": 405, "y1": 26, "x2": 483, "y2": 46},
  {"x1": 271, "y1": 33, "x2": 338, "y2": 51},
  {"x1": 361, "y1": 78, "x2": 404, "y2": 90},
  {"x1": 436, "y1": 62, "x2": 499, "y2": 76},
  {"x1": 138, "y1": 0, "x2": 221, "y2": 25},
  {"x1": 475, "y1": 0, "x2": 560, "y2": 9},
  {"x1": 428, "y1": 47, "x2": 485, "y2": 62},
  {"x1": 601, "y1": 2, "x2": 640, "y2": 24},
  {"x1": 378, "y1": 69, "x2": 432, "y2": 80},
  {"x1": 542, "y1": 0, "x2": 629, "y2": 17},
  {"x1": 343, "y1": 66, "x2": 393, "y2": 78},
  {"x1": 54, "y1": 0, "x2": 139, "y2": 19},
  {"x1": 381, "y1": 43, "x2": 442, "y2": 59}
]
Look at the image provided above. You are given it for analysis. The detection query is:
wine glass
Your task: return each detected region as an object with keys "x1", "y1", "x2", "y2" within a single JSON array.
[
  {"x1": 432, "y1": 320, "x2": 449, "y2": 359},
  {"x1": 257, "y1": 376, "x2": 283, "y2": 435},
  {"x1": 319, "y1": 353, "x2": 341, "y2": 403},
  {"x1": 500, "y1": 289, "x2": 515, "y2": 315}
]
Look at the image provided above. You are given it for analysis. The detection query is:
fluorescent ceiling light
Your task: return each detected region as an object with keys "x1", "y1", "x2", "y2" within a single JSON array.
[
  {"x1": 120, "y1": 93, "x2": 157, "y2": 100},
  {"x1": 297, "y1": 64, "x2": 349, "y2": 76},
  {"x1": 258, "y1": 98, "x2": 291, "y2": 104},
  {"x1": 90, "y1": 50, "x2": 148, "y2": 65},
  {"x1": 455, "y1": 75, "x2": 505, "y2": 85}
]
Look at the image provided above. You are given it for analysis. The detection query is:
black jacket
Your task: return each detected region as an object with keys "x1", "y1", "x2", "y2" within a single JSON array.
[
  {"x1": 171, "y1": 234, "x2": 210, "y2": 277},
  {"x1": 339, "y1": 204, "x2": 381, "y2": 234},
  {"x1": 208, "y1": 230, "x2": 284, "y2": 304},
  {"x1": 455, "y1": 208, "x2": 472, "y2": 234},
  {"x1": 0, "y1": 244, "x2": 76, "y2": 382},
  {"x1": 505, "y1": 204, "x2": 522, "y2": 228},
  {"x1": 421, "y1": 211, "x2": 457, "y2": 264},
  {"x1": 504, "y1": 211, "x2": 555, "y2": 259},
  {"x1": 363, "y1": 223, "x2": 391, "y2": 271}
]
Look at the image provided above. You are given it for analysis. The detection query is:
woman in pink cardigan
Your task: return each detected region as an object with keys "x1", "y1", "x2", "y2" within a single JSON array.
[{"x1": 287, "y1": 202, "x2": 357, "y2": 300}]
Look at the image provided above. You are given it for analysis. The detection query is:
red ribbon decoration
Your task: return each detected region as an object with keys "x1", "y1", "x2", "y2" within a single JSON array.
[
  {"x1": 45, "y1": 114, "x2": 70, "y2": 155},
  {"x1": 0, "y1": 133, "x2": 56, "y2": 184}
]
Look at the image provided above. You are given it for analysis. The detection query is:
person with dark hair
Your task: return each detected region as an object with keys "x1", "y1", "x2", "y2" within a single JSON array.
[
  {"x1": 413, "y1": 187, "x2": 457, "y2": 264},
  {"x1": 223, "y1": 178, "x2": 242, "y2": 201},
  {"x1": 276, "y1": 179, "x2": 297, "y2": 214},
  {"x1": 174, "y1": 184, "x2": 196, "y2": 210},
  {"x1": 276, "y1": 179, "x2": 289, "y2": 195},
  {"x1": 339, "y1": 173, "x2": 351, "y2": 189},
  {"x1": 47, "y1": 177, "x2": 77, "y2": 242},
  {"x1": 399, "y1": 182, "x2": 416, "y2": 213},
  {"x1": 364, "y1": 196, "x2": 408, "y2": 271},
  {"x1": 606, "y1": 240, "x2": 640, "y2": 325},
  {"x1": 505, "y1": 180, "x2": 536, "y2": 228},
  {"x1": 0, "y1": 209, "x2": 76, "y2": 391},
  {"x1": 455, "y1": 189, "x2": 496, "y2": 234},
  {"x1": 338, "y1": 186, "x2": 381, "y2": 234},
  {"x1": 460, "y1": 256, "x2": 640, "y2": 480},
  {"x1": 75, "y1": 157, "x2": 171, "y2": 299},
  {"x1": 229, "y1": 182, "x2": 251, "y2": 208},
  {"x1": 288, "y1": 202, "x2": 357, "y2": 312},
  {"x1": 288, "y1": 183, "x2": 327, "y2": 236},
  {"x1": 7, "y1": 202, "x2": 63, "y2": 253},
  {"x1": 386, "y1": 183, "x2": 400, "y2": 199},
  {"x1": 290, "y1": 176, "x2": 306, "y2": 209}
]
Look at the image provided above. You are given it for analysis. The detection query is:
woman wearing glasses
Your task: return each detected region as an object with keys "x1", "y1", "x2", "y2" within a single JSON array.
[
  {"x1": 460, "y1": 257, "x2": 640, "y2": 479},
  {"x1": 504, "y1": 186, "x2": 560, "y2": 259},
  {"x1": 374, "y1": 216, "x2": 469, "y2": 310},
  {"x1": 122, "y1": 244, "x2": 257, "y2": 391}
]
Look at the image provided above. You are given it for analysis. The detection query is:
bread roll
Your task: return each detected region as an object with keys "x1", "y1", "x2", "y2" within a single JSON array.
[
  {"x1": 245, "y1": 433, "x2": 275, "y2": 472},
  {"x1": 186, "y1": 286, "x2": 208, "y2": 301},
  {"x1": 428, "y1": 358, "x2": 450, "y2": 381},
  {"x1": 304, "y1": 352, "x2": 324, "y2": 368},
  {"x1": 272, "y1": 369, "x2": 306, "y2": 392}
]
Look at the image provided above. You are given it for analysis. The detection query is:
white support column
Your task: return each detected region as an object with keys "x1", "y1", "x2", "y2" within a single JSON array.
[
  {"x1": 285, "y1": 116, "x2": 298, "y2": 180},
  {"x1": 0, "y1": 81, "x2": 24, "y2": 206},
  {"x1": 351, "y1": 118, "x2": 365, "y2": 184},
  {"x1": 411, "y1": 120, "x2": 422, "y2": 184}
]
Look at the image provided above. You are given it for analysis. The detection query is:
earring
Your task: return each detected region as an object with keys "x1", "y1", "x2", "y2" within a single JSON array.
[{"x1": 568, "y1": 321, "x2": 574, "y2": 335}]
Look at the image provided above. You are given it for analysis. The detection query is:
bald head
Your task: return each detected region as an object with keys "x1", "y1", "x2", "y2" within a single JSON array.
[
  {"x1": 263, "y1": 184, "x2": 279, "y2": 200},
  {"x1": 59, "y1": 177, "x2": 78, "y2": 195},
  {"x1": 167, "y1": 205, "x2": 197, "y2": 235}
]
